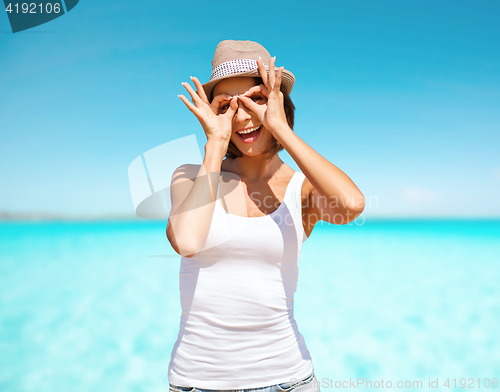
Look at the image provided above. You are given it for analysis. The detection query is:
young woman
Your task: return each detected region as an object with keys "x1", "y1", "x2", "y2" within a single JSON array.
[{"x1": 166, "y1": 40, "x2": 365, "y2": 392}]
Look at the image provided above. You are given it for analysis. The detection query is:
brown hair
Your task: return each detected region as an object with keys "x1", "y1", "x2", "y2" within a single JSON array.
[{"x1": 225, "y1": 77, "x2": 295, "y2": 161}]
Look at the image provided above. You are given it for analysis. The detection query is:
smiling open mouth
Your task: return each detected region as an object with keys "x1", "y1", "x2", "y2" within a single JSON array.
[{"x1": 237, "y1": 126, "x2": 262, "y2": 143}]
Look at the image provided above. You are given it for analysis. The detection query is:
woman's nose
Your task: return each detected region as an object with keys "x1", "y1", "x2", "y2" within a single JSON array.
[{"x1": 234, "y1": 100, "x2": 252, "y2": 122}]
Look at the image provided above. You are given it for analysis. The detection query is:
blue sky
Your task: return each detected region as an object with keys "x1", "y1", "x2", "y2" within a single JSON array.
[{"x1": 0, "y1": 0, "x2": 499, "y2": 218}]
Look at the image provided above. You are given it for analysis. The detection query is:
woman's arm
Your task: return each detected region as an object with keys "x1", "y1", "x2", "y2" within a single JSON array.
[
  {"x1": 272, "y1": 125, "x2": 365, "y2": 226},
  {"x1": 166, "y1": 140, "x2": 227, "y2": 257}
]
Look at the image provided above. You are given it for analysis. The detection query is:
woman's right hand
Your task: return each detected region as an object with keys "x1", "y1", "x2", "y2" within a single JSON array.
[{"x1": 178, "y1": 76, "x2": 238, "y2": 146}]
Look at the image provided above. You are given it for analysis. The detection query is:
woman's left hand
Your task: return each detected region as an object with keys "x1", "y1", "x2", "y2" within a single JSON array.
[{"x1": 237, "y1": 57, "x2": 289, "y2": 135}]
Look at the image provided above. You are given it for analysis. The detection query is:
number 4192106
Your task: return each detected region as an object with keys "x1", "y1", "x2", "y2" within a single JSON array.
[
  {"x1": 444, "y1": 378, "x2": 498, "y2": 389},
  {"x1": 5, "y1": 3, "x2": 61, "y2": 13}
]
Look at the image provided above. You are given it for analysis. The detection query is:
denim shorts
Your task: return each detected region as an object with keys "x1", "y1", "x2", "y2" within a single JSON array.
[{"x1": 169, "y1": 370, "x2": 320, "y2": 392}]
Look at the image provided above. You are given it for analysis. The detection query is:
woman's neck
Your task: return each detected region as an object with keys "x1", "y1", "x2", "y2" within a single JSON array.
[{"x1": 222, "y1": 154, "x2": 284, "y2": 182}]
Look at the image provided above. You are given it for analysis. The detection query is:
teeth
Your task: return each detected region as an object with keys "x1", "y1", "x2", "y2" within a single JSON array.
[{"x1": 238, "y1": 126, "x2": 260, "y2": 135}]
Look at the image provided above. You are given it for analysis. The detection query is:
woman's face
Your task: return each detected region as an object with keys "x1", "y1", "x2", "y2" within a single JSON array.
[{"x1": 211, "y1": 77, "x2": 273, "y2": 157}]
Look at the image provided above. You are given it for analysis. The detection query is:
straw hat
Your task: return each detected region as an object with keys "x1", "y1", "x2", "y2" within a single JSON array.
[{"x1": 201, "y1": 40, "x2": 295, "y2": 102}]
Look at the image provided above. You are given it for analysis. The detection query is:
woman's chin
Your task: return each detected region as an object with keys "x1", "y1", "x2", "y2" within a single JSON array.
[
  {"x1": 231, "y1": 133, "x2": 273, "y2": 156},
  {"x1": 233, "y1": 145, "x2": 273, "y2": 158}
]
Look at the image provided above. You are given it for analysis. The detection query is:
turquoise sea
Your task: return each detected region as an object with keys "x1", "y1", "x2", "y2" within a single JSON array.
[{"x1": 1, "y1": 220, "x2": 499, "y2": 392}]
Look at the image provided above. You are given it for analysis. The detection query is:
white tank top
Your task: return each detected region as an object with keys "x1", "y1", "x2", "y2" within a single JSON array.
[{"x1": 168, "y1": 171, "x2": 313, "y2": 389}]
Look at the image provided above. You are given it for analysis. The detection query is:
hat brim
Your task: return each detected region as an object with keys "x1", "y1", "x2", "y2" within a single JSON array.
[{"x1": 201, "y1": 68, "x2": 295, "y2": 103}]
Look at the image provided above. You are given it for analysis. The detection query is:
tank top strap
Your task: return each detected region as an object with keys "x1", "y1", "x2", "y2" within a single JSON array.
[
  {"x1": 284, "y1": 171, "x2": 307, "y2": 215},
  {"x1": 215, "y1": 174, "x2": 220, "y2": 201}
]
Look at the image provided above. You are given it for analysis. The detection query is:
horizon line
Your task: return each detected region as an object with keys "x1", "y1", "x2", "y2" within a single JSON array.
[{"x1": 1, "y1": 211, "x2": 499, "y2": 222}]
